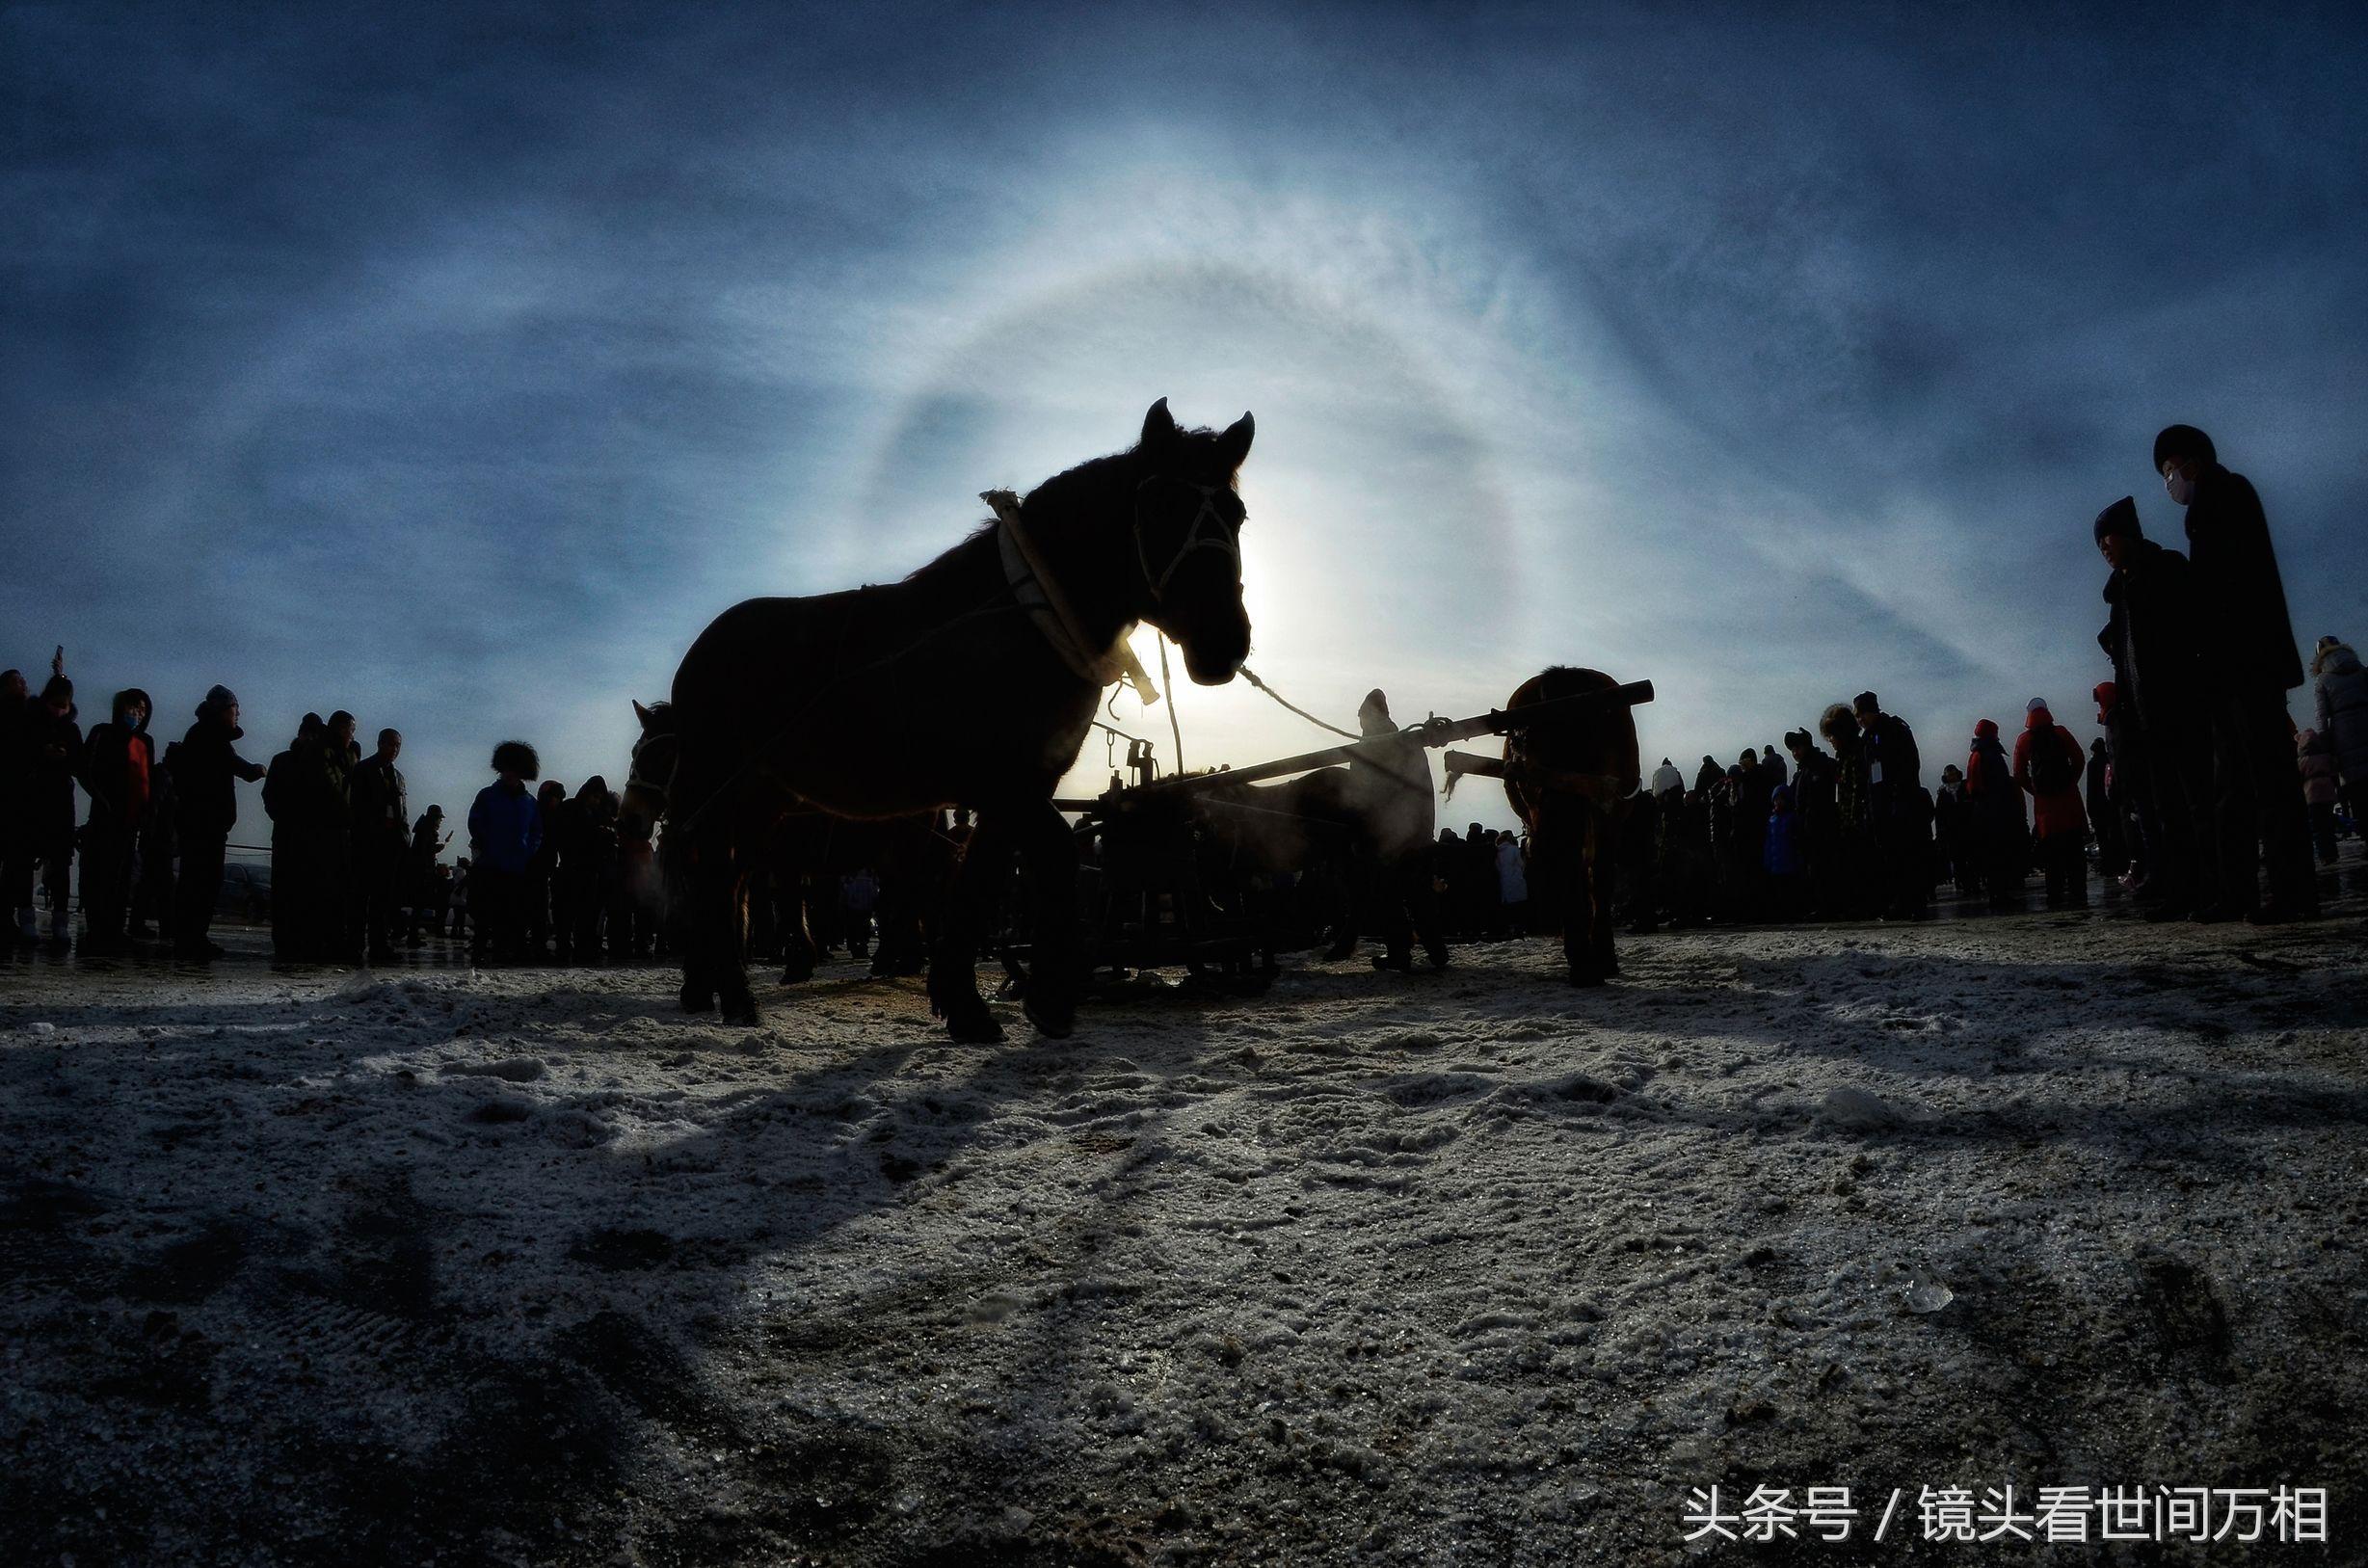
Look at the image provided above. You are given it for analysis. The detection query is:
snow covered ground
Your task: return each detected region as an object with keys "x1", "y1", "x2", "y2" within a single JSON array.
[{"x1": 6, "y1": 863, "x2": 2366, "y2": 1566}]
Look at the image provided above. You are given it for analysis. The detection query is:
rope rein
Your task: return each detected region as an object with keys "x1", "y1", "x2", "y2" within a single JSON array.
[{"x1": 1237, "y1": 666, "x2": 1362, "y2": 740}]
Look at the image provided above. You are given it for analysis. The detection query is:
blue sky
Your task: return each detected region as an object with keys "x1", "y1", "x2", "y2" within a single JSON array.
[{"x1": 7, "y1": 2, "x2": 2364, "y2": 833}]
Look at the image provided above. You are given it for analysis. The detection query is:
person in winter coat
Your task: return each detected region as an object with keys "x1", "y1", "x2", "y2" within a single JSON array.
[
  {"x1": 1619, "y1": 784, "x2": 1660, "y2": 934},
  {"x1": 134, "y1": 736, "x2": 178, "y2": 939},
  {"x1": 2155, "y1": 425, "x2": 2314, "y2": 921},
  {"x1": 1853, "y1": 691, "x2": 1927, "y2": 919},
  {"x1": 1933, "y1": 764, "x2": 1975, "y2": 896},
  {"x1": 1763, "y1": 784, "x2": 1804, "y2": 920},
  {"x1": 1651, "y1": 757, "x2": 1684, "y2": 798},
  {"x1": 1820, "y1": 704, "x2": 1877, "y2": 917},
  {"x1": 406, "y1": 805, "x2": 448, "y2": 943},
  {"x1": 1345, "y1": 690, "x2": 1449, "y2": 970},
  {"x1": 2312, "y1": 637, "x2": 2368, "y2": 840},
  {"x1": 348, "y1": 728, "x2": 410, "y2": 963},
  {"x1": 1494, "y1": 832, "x2": 1529, "y2": 934},
  {"x1": 0, "y1": 664, "x2": 34, "y2": 939},
  {"x1": 12, "y1": 669, "x2": 83, "y2": 944},
  {"x1": 2092, "y1": 679, "x2": 2151, "y2": 894},
  {"x1": 2298, "y1": 729, "x2": 2340, "y2": 866},
  {"x1": 2095, "y1": 496, "x2": 2211, "y2": 918},
  {"x1": 524, "y1": 779, "x2": 568, "y2": 958},
  {"x1": 2086, "y1": 736, "x2": 2125, "y2": 883},
  {"x1": 1785, "y1": 729, "x2": 1839, "y2": 916},
  {"x1": 75, "y1": 688, "x2": 156, "y2": 953},
  {"x1": 170, "y1": 685, "x2": 267, "y2": 958},
  {"x1": 467, "y1": 741, "x2": 545, "y2": 963},
  {"x1": 2013, "y1": 699, "x2": 2089, "y2": 910},
  {"x1": 263, "y1": 713, "x2": 329, "y2": 960},
  {"x1": 1965, "y1": 719, "x2": 2028, "y2": 911}
]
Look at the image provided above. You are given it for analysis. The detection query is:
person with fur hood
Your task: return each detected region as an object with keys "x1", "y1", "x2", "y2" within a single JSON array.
[
  {"x1": 2312, "y1": 636, "x2": 2368, "y2": 837},
  {"x1": 2013, "y1": 699, "x2": 2089, "y2": 909}
]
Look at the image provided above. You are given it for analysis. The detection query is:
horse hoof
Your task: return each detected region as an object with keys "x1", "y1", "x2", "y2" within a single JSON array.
[
  {"x1": 1566, "y1": 970, "x2": 1607, "y2": 988},
  {"x1": 779, "y1": 966, "x2": 813, "y2": 986},
  {"x1": 1024, "y1": 996, "x2": 1075, "y2": 1040},
  {"x1": 945, "y1": 1010, "x2": 1005, "y2": 1045},
  {"x1": 680, "y1": 990, "x2": 715, "y2": 1014},
  {"x1": 723, "y1": 1004, "x2": 761, "y2": 1026}
]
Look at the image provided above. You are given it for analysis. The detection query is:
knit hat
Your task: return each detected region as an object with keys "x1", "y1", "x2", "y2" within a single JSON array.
[
  {"x1": 1974, "y1": 718, "x2": 1999, "y2": 740},
  {"x1": 2026, "y1": 698, "x2": 2049, "y2": 714},
  {"x1": 200, "y1": 684, "x2": 237, "y2": 715},
  {"x1": 2092, "y1": 495, "x2": 2142, "y2": 543}
]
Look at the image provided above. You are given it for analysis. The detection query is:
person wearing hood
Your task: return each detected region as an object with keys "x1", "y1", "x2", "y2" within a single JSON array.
[
  {"x1": 2095, "y1": 494, "x2": 2214, "y2": 920},
  {"x1": 1965, "y1": 718, "x2": 2028, "y2": 912},
  {"x1": 1650, "y1": 757, "x2": 1684, "y2": 798},
  {"x1": 2298, "y1": 729, "x2": 2340, "y2": 867},
  {"x1": 169, "y1": 685, "x2": 266, "y2": 959},
  {"x1": 1344, "y1": 690, "x2": 1449, "y2": 971},
  {"x1": 14, "y1": 669, "x2": 84, "y2": 944},
  {"x1": 75, "y1": 688, "x2": 157, "y2": 954},
  {"x1": 2312, "y1": 637, "x2": 2368, "y2": 854},
  {"x1": 2013, "y1": 699, "x2": 2089, "y2": 910},
  {"x1": 2155, "y1": 425, "x2": 2315, "y2": 922}
]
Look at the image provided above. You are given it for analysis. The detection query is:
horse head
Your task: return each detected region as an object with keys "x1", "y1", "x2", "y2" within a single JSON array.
[
  {"x1": 624, "y1": 698, "x2": 678, "y2": 823},
  {"x1": 1131, "y1": 397, "x2": 1253, "y2": 686}
]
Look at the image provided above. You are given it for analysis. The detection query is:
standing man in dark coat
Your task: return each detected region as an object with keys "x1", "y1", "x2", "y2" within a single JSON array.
[
  {"x1": 1344, "y1": 690, "x2": 1449, "y2": 971},
  {"x1": 1852, "y1": 691, "x2": 1926, "y2": 919},
  {"x1": 171, "y1": 686, "x2": 267, "y2": 959},
  {"x1": 2153, "y1": 426, "x2": 2315, "y2": 921},
  {"x1": 2096, "y1": 496, "x2": 2210, "y2": 917},
  {"x1": 349, "y1": 728, "x2": 410, "y2": 963}
]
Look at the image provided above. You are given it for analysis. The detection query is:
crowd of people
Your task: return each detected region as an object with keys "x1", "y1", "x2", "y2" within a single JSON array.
[
  {"x1": 1597, "y1": 425, "x2": 2365, "y2": 933},
  {"x1": 0, "y1": 670, "x2": 665, "y2": 966},
  {"x1": 6, "y1": 428, "x2": 2361, "y2": 968}
]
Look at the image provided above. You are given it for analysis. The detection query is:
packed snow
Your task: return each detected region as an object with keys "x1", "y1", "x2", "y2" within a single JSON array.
[{"x1": 5, "y1": 872, "x2": 2366, "y2": 1565}]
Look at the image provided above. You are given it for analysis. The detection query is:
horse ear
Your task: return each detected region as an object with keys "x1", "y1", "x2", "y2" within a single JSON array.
[
  {"x1": 631, "y1": 699, "x2": 652, "y2": 729},
  {"x1": 1216, "y1": 411, "x2": 1254, "y2": 472},
  {"x1": 1140, "y1": 397, "x2": 1177, "y2": 451}
]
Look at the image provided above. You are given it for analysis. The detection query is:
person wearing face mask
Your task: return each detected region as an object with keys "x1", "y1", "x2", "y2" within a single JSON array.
[
  {"x1": 75, "y1": 688, "x2": 157, "y2": 954},
  {"x1": 2152, "y1": 425, "x2": 2316, "y2": 923}
]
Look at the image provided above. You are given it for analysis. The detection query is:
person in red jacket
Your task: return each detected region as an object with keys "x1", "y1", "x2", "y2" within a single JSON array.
[
  {"x1": 76, "y1": 688, "x2": 157, "y2": 954},
  {"x1": 2014, "y1": 699, "x2": 2089, "y2": 910},
  {"x1": 1965, "y1": 719, "x2": 2028, "y2": 912}
]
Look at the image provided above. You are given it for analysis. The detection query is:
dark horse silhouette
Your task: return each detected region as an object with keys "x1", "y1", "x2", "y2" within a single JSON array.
[
  {"x1": 654, "y1": 399, "x2": 1255, "y2": 1038},
  {"x1": 1501, "y1": 667, "x2": 1641, "y2": 986}
]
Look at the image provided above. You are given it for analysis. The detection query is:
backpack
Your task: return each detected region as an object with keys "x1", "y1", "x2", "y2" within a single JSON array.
[{"x1": 2028, "y1": 727, "x2": 2075, "y2": 796}]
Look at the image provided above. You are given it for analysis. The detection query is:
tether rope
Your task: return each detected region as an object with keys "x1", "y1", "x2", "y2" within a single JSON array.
[{"x1": 1238, "y1": 665, "x2": 1361, "y2": 740}]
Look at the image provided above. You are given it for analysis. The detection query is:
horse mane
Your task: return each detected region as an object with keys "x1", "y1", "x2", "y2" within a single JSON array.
[{"x1": 898, "y1": 423, "x2": 1236, "y2": 587}]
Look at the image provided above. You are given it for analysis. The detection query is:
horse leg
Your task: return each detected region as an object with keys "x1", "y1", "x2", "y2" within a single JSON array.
[
  {"x1": 691, "y1": 825, "x2": 759, "y2": 1026},
  {"x1": 779, "y1": 875, "x2": 817, "y2": 984},
  {"x1": 1590, "y1": 807, "x2": 1620, "y2": 978},
  {"x1": 1013, "y1": 797, "x2": 1080, "y2": 1039},
  {"x1": 1562, "y1": 808, "x2": 1605, "y2": 988},
  {"x1": 930, "y1": 812, "x2": 1006, "y2": 1044}
]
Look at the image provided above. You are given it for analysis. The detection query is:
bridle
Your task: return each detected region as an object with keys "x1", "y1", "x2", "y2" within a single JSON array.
[
  {"x1": 626, "y1": 726, "x2": 679, "y2": 815},
  {"x1": 1134, "y1": 477, "x2": 1241, "y2": 609}
]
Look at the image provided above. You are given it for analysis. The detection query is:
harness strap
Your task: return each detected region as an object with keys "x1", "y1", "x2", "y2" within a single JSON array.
[{"x1": 983, "y1": 490, "x2": 1161, "y2": 705}]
